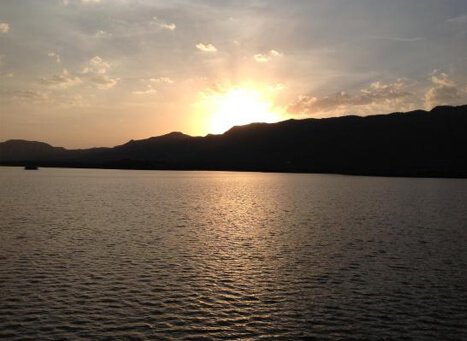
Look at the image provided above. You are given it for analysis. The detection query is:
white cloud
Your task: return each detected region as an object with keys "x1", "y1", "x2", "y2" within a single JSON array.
[
  {"x1": 89, "y1": 56, "x2": 109, "y2": 72},
  {"x1": 39, "y1": 56, "x2": 118, "y2": 90},
  {"x1": 149, "y1": 77, "x2": 174, "y2": 84},
  {"x1": 81, "y1": 56, "x2": 118, "y2": 89},
  {"x1": 82, "y1": 56, "x2": 110, "y2": 74},
  {"x1": 89, "y1": 74, "x2": 118, "y2": 89},
  {"x1": 47, "y1": 52, "x2": 61, "y2": 63},
  {"x1": 424, "y1": 72, "x2": 467, "y2": 108},
  {"x1": 254, "y1": 54, "x2": 269, "y2": 63},
  {"x1": 132, "y1": 85, "x2": 157, "y2": 95},
  {"x1": 94, "y1": 30, "x2": 112, "y2": 38},
  {"x1": 269, "y1": 50, "x2": 283, "y2": 57},
  {"x1": 196, "y1": 43, "x2": 217, "y2": 53},
  {"x1": 153, "y1": 17, "x2": 176, "y2": 31},
  {"x1": 40, "y1": 69, "x2": 82, "y2": 89},
  {"x1": 0, "y1": 22, "x2": 9, "y2": 33},
  {"x1": 160, "y1": 23, "x2": 176, "y2": 31},
  {"x1": 133, "y1": 76, "x2": 174, "y2": 95},
  {"x1": 431, "y1": 72, "x2": 455, "y2": 87},
  {"x1": 288, "y1": 79, "x2": 413, "y2": 115},
  {"x1": 254, "y1": 49, "x2": 283, "y2": 63}
]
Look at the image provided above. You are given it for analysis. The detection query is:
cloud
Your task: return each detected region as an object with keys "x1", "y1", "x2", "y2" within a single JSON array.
[
  {"x1": 76, "y1": 56, "x2": 116, "y2": 88},
  {"x1": 39, "y1": 56, "x2": 118, "y2": 90},
  {"x1": 149, "y1": 77, "x2": 174, "y2": 84},
  {"x1": 376, "y1": 36, "x2": 424, "y2": 42},
  {"x1": 6, "y1": 89, "x2": 52, "y2": 103},
  {"x1": 269, "y1": 50, "x2": 283, "y2": 57},
  {"x1": 80, "y1": 56, "x2": 118, "y2": 89},
  {"x1": 254, "y1": 49, "x2": 283, "y2": 63},
  {"x1": 160, "y1": 23, "x2": 176, "y2": 31},
  {"x1": 89, "y1": 75, "x2": 118, "y2": 89},
  {"x1": 0, "y1": 22, "x2": 9, "y2": 33},
  {"x1": 447, "y1": 14, "x2": 467, "y2": 25},
  {"x1": 132, "y1": 85, "x2": 157, "y2": 95},
  {"x1": 82, "y1": 55, "x2": 110, "y2": 74},
  {"x1": 132, "y1": 76, "x2": 174, "y2": 95},
  {"x1": 424, "y1": 72, "x2": 467, "y2": 108},
  {"x1": 80, "y1": 0, "x2": 101, "y2": 3},
  {"x1": 94, "y1": 30, "x2": 112, "y2": 38},
  {"x1": 253, "y1": 54, "x2": 269, "y2": 63},
  {"x1": 40, "y1": 69, "x2": 82, "y2": 89},
  {"x1": 81, "y1": 56, "x2": 119, "y2": 90},
  {"x1": 288, "y1": 79, "x2": 413, "y2": 115},
  {"x1": 47, "y1": 52, "x2": 61, "y2": 63},
  {"x1": 153, "y1": 17, "x2": 176, "y2": 31},
  {"x1": 196, "y1": 43, "x2": 217, "y2": 53},
  {"x1": 1, "y1": 86, "x2": 90, "y2": 108}
]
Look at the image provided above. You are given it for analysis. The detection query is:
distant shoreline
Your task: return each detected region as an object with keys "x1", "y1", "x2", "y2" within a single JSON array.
[{"x1": 2, "y1": 164, "x2": 466, "y2": 180}]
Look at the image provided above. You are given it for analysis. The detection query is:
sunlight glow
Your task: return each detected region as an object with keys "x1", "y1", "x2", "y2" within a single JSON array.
[{"x1": 206, "y1": 87, "x2": 282, "y2": 134}]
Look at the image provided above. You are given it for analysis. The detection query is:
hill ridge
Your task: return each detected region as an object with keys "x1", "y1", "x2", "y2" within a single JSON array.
[{"x1": 1, "y1": 105, "x2": 466, "y2": 178}]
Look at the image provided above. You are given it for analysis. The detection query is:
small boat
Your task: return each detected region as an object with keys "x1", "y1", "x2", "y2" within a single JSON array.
[{"x1": 24, "y1": 165, "x2": 39, "y2": 170}]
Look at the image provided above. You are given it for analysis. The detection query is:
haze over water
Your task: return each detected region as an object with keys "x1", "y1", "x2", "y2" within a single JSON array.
[{"x1": 1, "y1": 167, "x2": 466, "y2": 339}]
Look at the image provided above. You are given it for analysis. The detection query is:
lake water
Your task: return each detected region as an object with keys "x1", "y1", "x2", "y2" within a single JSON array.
[{"x1": 0, "y1": 167, "x2": 466, "y2": 339}]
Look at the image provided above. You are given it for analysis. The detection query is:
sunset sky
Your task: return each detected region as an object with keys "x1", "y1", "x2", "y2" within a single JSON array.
[{"x1": 1, "y1": 0, "x2": 467, "y2": 148}]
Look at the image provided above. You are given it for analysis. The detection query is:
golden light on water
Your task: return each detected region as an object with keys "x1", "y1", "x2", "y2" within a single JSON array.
[{"x1": 200, "y1": 87, "x2": 283, "y2": 135}]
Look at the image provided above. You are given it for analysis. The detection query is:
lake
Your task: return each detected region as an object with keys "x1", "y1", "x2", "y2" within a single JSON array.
[{"x1": 0, "y1": 167, "x2": 466, "y2": 339}]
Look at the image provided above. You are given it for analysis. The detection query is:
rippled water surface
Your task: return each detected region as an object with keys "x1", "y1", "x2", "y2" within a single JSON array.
[{"x1": 1, "y1": 167, "x2": 467, "y2": 339}]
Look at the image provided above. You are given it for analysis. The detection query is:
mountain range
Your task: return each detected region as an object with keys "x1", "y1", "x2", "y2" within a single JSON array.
[{"x1": 1, "y1": 105, "x2": 466, "y2": 178}]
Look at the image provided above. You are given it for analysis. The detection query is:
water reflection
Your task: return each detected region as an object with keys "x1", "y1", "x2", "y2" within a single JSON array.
[{"x1": 0, "y1": 168, "x2": 466, "y2": 339}]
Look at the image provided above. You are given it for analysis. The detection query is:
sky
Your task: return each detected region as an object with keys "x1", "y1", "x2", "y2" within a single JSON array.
[{"x1": 1, "y1": 0, "x2": 467, "y2": 148}]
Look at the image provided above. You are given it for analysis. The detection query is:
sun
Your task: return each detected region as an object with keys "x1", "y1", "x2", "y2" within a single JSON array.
[{"x1": 207, "y1": 87, "x2": 282, "y2": 134}]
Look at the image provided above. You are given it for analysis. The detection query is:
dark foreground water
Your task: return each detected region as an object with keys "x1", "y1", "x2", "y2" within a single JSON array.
[{"x1": 0, "y1": 167, "x2": 466, "y2": 340}]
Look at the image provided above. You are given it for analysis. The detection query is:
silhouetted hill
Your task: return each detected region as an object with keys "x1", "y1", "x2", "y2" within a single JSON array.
[
  {"x1": 0, "y1": 140, "x2": 67, "y2": 161},
  {"x1": 0, "y1": 140, "x2": 108, "y2": 162},
  {"x1": 1, "y1": 105, "x2": 466, "y2": 177}
]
